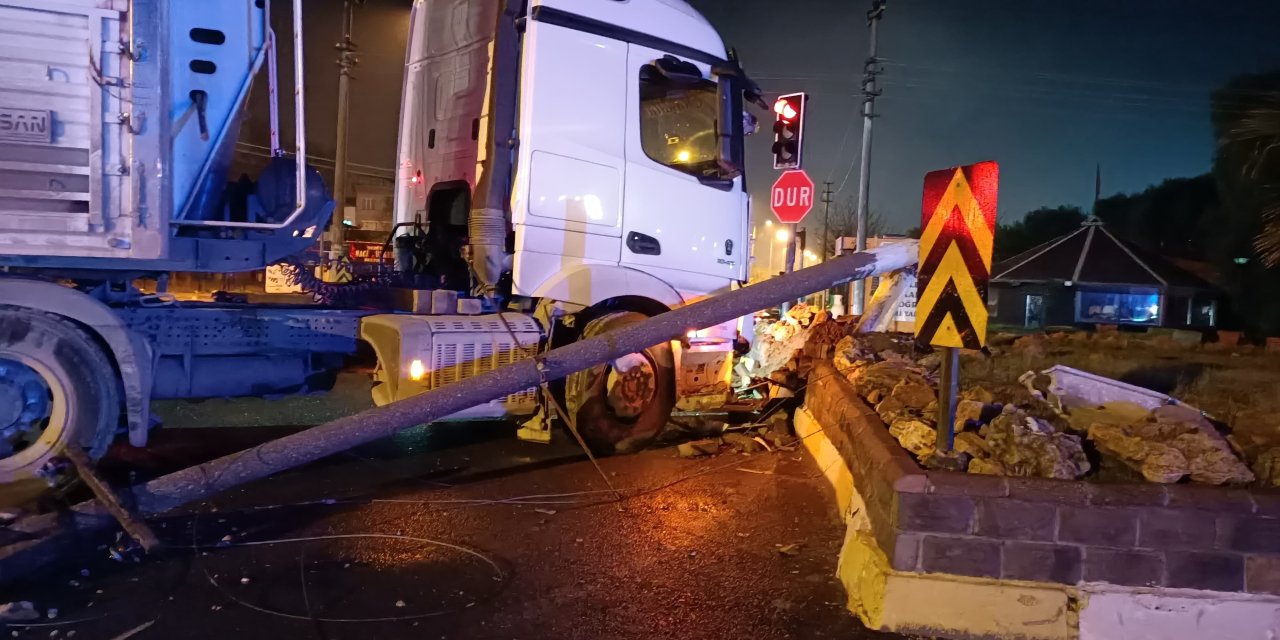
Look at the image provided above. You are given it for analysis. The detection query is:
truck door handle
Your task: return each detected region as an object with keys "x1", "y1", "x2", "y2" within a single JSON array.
[{"x1": 626, "y1": 232, "x2": 661, "y2": 256}]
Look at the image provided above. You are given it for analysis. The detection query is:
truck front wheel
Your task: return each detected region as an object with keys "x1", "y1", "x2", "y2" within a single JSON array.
[
  {"x1": 565, "y1": 312, "x2": 675, "y2": 455},
  {"x1": 0, "y1": 307, "x2": 119, "y2": 483}
]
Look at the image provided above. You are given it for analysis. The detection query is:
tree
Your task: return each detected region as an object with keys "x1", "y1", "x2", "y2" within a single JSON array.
[
  {"x1": 801, "y1": 196, "x2": 887, "y2": 259},
  {"x1": 1210, "y1": 72, "x2": 1280, "y2": 335},
  {"x1": 993, "y1": 206, "x2": 1087, "y2": 262},
  {"x1": 1094, "y1": 176, "x2": 1218, "y2": 260},
  {"x1": 1213, "y1": 73, "x2": 1280, "y2": 266}
]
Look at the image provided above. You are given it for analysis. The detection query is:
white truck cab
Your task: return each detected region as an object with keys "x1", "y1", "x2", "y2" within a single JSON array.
[
  {"x1": 395, "y1": 0, "x2": 752, "y2": 311},
  {"x1": 371, "y1": 0, "x2": 762, "y2": 451}
]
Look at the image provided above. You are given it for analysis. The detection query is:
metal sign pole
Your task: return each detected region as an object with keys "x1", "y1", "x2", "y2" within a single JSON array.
[
  {"x1": 935, "y1": 346, "x2": 959, "y2": 451},
  {"x1": 780, "y1": 222, "x2": 799, "y2": 314}
]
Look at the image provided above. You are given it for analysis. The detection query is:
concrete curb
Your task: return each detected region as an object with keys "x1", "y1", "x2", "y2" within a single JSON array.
[{"x1": 794, "y1": 406, "x2": 1280, "y2": 640}]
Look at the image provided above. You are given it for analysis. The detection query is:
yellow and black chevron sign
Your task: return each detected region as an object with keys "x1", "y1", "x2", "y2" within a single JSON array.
[{"x1": 915, "y1": 162, "x2": 1000, "y2": 350}]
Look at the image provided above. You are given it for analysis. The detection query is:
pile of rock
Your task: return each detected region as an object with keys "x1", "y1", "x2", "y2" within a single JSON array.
[
  {"x1": 1083, "y1": 404, "x2": 1255, "y2": 485},
  {"x1": 1253, "y1": 449, "x2": 1280, "y2": 487},
  {"x1": 828, "y1": 332, "x2": 1264, "y2": 486},
  {"x1": 832, "y1": 334, "x2": 1091, "y2": 480},
  {"x1": 968, "y1": 408, "x2": 1090, "y2": 479},
  {"x1": 739, "y1": 303, "x2": 833, "y2": 389}
]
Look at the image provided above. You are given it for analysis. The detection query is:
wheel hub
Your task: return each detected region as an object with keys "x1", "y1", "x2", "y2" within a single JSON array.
[
  {"x1": 0, "y1": 358, "x2": 53, "y2": 458},
  {"x1": 605, "y1": 353, "x2": 656, "y2": 419}
]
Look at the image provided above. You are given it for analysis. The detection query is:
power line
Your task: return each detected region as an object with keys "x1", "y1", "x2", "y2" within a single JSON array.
[
  {"x1": 234, "y1": 142, "x2": 395, "y2": 178},
  {"x1": 754, "y1": 81, "x2": 1271, "y2": 121},
  {"x1": 825, "y1": 111, "x2": 858, "y2": 183},
  {"x1": 754, "y1": 65, "x2": 1279, "y2": 113},
  {"x1": 755, "y1": 75, "x2": 1273, "y2": 114}
]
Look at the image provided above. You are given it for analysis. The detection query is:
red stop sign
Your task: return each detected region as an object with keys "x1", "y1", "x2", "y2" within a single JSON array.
[{"x1": 770, "y1": 170, "x2": 816, "y2": 224}]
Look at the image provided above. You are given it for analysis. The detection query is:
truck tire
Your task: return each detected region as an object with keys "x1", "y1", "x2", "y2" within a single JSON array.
[
  {"x1": 0, "y1": 307, "x2": 119, "y2": 482},
  {"x1": 565, "y1": 312, "x2": 675, "y2": 455}
]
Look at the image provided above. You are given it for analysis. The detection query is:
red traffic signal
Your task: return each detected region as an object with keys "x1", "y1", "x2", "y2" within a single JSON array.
[
  {"x1": 772, "y1": 92, "x2": 807, "y2": 170},
  {"x1": 774, "y1": 98, "x2": 798, "y2": 121}
]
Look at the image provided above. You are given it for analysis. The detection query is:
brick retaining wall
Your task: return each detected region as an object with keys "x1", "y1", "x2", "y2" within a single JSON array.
[{"x1": 805, "y1": 359, "x2": 1280, "y2": 595}]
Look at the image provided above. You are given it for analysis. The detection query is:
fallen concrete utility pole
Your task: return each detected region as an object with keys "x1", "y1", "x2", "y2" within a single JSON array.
[
  {"x1": 1, "y1": 244, "x2": 915, "y2": 579},
  {"x1": 134, "y1": 242, "x2": 916, "y2": 512},
  {"x1": 855, "y1": 269, "x2": 916, "y2": 334}
]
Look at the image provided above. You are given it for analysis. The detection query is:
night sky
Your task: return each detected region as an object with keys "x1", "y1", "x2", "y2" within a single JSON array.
[
  {"x1": 260, "y1": 0, "x2": 1280, "y2": 234},
  {"x1": 690, "y1": 0, "x2": 1280, "y2": 232}
]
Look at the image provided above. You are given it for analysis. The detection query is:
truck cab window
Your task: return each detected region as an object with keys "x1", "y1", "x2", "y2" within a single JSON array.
[{"x1": 639, "y1": 64, "x2": 720, "y2": 179}]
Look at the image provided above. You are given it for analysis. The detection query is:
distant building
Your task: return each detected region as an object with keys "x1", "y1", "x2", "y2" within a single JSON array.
[{"x1": 990, "y1": 220, "x2": 1218, "y2": 330}]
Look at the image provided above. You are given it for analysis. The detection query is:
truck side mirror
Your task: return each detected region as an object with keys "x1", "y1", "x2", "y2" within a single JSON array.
[{"x1": 714, "y1": 72, "x2": 745, "y2": 181}]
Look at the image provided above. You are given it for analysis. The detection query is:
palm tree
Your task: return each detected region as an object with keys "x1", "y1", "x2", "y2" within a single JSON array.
[{"x1": 1216, "y1": 86, "x2": 1280, "y2": 266}]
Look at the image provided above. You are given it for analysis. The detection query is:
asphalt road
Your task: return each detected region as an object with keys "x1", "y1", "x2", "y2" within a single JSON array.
[{"x1": 1, "y1": 377, "x2": 910, "y2": 640}]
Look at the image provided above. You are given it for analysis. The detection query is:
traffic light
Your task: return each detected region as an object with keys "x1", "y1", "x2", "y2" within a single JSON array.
[{"x1": 772, "y1": 92, "x2": 807, "y2": 170}]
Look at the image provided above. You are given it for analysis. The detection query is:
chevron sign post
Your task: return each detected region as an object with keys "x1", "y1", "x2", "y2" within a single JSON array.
[
  {"x1": 916, "y1": 161, "x2": 999, "y2": 349},
  {"x1": 916, "y1": 161, "x2": 999, "y2": 453}
]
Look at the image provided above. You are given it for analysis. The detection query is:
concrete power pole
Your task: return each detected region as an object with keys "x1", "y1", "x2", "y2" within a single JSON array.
[
  {"x1": 820, "y1": 180, "x2": 833, "y2": 309},
  {"x1": 852, "y1": 0, "x2": 885, "y2": 315},
  {"x1": 325, "y1": 0, "x2": 360, "y2": 263}
]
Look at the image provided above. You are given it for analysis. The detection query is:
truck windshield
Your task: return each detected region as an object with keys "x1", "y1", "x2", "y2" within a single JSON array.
[{"x1": 638, "y1": 65, "x2": 721, "y2": 180}]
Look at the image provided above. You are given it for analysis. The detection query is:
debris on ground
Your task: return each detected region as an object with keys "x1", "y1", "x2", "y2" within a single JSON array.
[
  {"x1": 741, "y1": 303, "x2": 837, "y2": 392},
  {"x1": 722, "y1": 432, "x2": 766, "y2": 454},
  {"x1": 0, "y1": 601, "x2": 39, "y2": 622},
  {"x1": 776, "y1": 543, "x2": 801, "y2": 557},
  {"x1": 108, "y1": 620, "x2": 156, "y2": 640},
  {"x1": 677, "y1": 439, "x2": 722, "y2": 458},
  {"x1": 751, "y1": 436, "x2": 774, "y2": 452},
  {"x1": 669, "y1": 412, "x2": 798, "y2": 460},
  {"x1": 534, "y1": 508, "x2": 557, "y2": 516}
]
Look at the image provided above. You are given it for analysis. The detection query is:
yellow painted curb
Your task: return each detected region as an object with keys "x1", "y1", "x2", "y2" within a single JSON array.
[{"x1": 795, "y1": 406, "x2": 1076, "y2": 640}]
